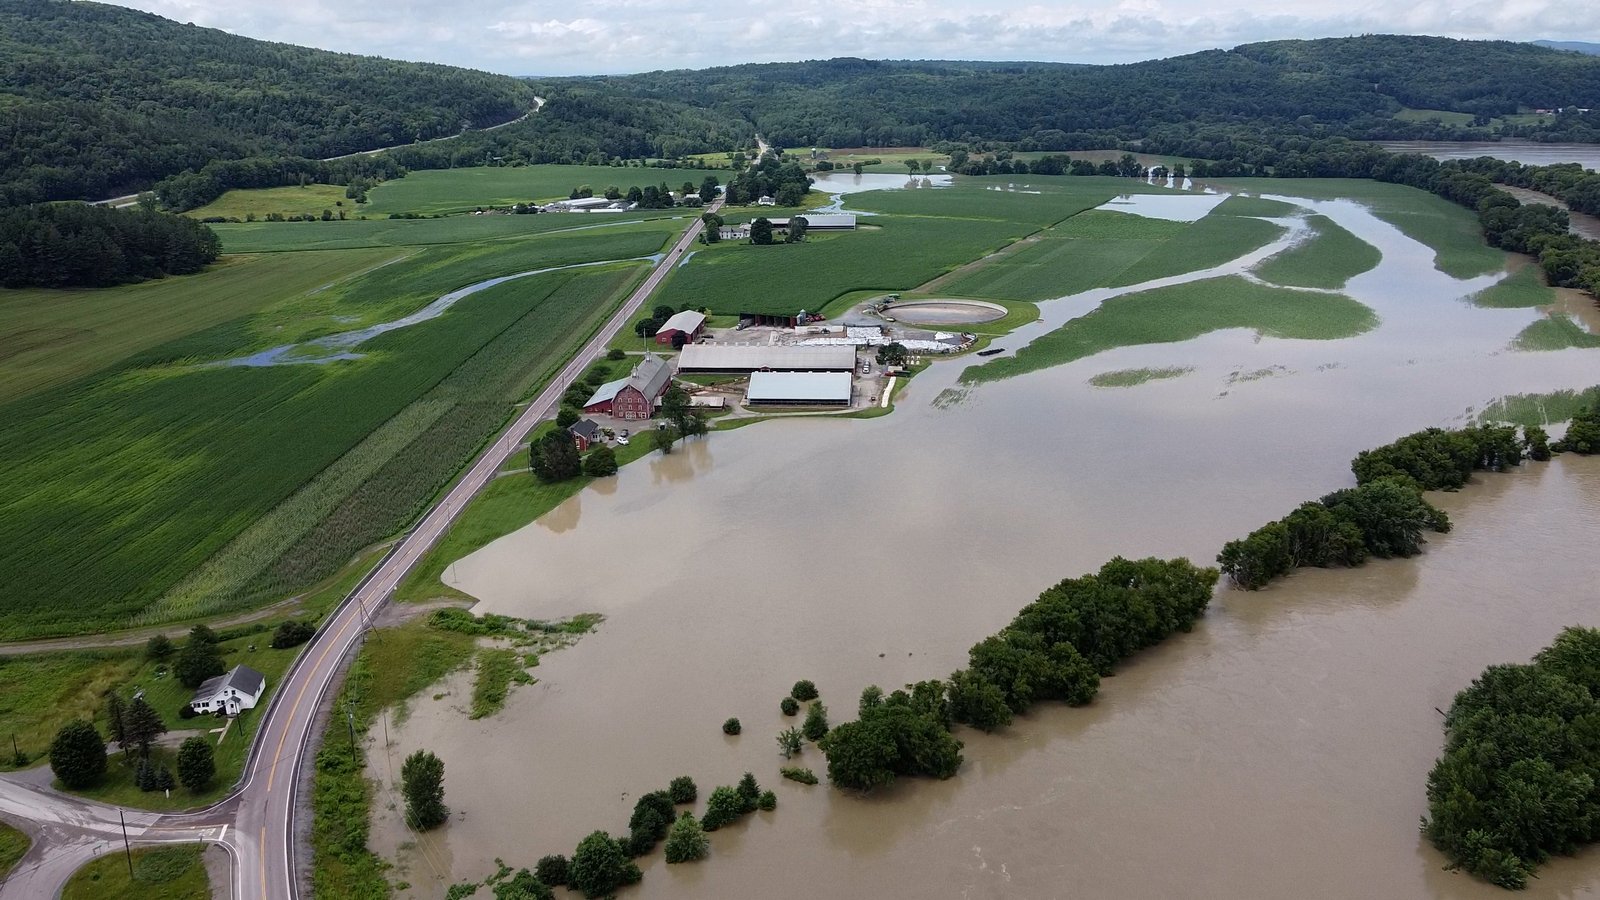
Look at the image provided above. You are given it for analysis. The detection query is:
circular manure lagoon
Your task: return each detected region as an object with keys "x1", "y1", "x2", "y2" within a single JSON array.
[{"x1": 883, "y1": 299, "x2": 1006, "y2": 325}]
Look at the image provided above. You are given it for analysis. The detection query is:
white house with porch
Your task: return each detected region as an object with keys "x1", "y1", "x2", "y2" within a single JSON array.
[{"x1": 189, "y1": 664, "x2": 267, "y2": 716}]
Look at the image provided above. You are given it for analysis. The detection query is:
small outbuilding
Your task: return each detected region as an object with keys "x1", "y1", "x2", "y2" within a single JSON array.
[
  {"x1": 569, "y1": 418, "x2": 603, "y2": 451},
  {"x1": 583, "y1": 354, "x2": 673, "y2": 420},
  {"x1": 190, "y1": 665, "x2": 267, "y2": 717},
  {"x1": 746, "y1": 371, "x2": 853, "y2": 407},
  {"x1": 655, "y1": 310, "x2": 707, "y2": 346}
]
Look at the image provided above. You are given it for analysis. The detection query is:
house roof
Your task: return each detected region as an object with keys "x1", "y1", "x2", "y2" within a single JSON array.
[
  {"x1": 657, "y1": 310, "x2": 706, "y2": 335},
  {"x1": 569, "y1": 419, "x2": 602, "y2": 441},
  {"x1": 678, "y1": 343, "x2": 857, "y2": 372},
  {"x1": 585, "y1": 354, "x2": 673, "y2": 407},
  {"x1": 747, "y1": 371, "x2": 853, "y2": 403},
  {"x1": 194, "y1": 664, "x2": 266, "y2": 701}
]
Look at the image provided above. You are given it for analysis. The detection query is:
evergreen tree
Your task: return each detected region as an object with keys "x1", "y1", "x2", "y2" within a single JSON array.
[
  {"x1": 121, "y1": 696, "x2": 167, "y2": 758},
  {"x1": 177, "y1": 735, "x2": 216, "y2": 792},
  {"x1": 49, "y1": 720, "x2": 107, "y2": 789},
  {"x1": 105, "y1": 691, "x2": 128, "y2": 755},
  {"x1": 663, "y1": 811, "x2": 709, "y2": 863},
  {"x1": 802, "y1": 702, "x2": 830, "y2": 741}
]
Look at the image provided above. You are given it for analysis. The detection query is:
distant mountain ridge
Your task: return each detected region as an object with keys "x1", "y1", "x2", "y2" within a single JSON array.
[
  {"x1": 0, "y1": 0, "x2": 538, "y2": 204},
  {"x1": 1533, "y1": 40, "x2": 1600, "y2": 56}
]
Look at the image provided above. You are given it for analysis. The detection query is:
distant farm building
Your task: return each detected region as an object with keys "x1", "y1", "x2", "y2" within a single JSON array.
[
  {"x1": 583, "y1": 354, "x2": 673, "y2": 420},
  {"x1": 543, "y1": 197, "x2": 636, "y2": 213},
  {"x1": 569, "y1": 418, "x2": 602, "y2": 451},
  {"x1": 677, "y1": 344, "x2": 856, "y2": 374},
  {"x1": 746, "y1": 371, "x2": 853, "y2": 407},
  {"x1": 655, "y1": 310, "x2": 707, "y2": 345},
  {"x1": 719, "y1": 214, "x2": 856, "y2": 241},
  {"x1": 757, "y1": 196, "x2": 777, "y2": 206}
]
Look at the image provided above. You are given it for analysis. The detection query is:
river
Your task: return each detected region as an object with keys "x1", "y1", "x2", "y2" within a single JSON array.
[
  {"x1": 1374, "y1": 140, "x2": 1600, "y2": 170},
  {"x1": 367, "y1": 185, "x2": 1600, "y2": 898}
]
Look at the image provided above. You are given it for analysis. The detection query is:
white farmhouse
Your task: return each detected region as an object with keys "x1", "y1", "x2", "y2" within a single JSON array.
[{"x1": 189, "y1": 664, "x2": 267, "y2": 716}]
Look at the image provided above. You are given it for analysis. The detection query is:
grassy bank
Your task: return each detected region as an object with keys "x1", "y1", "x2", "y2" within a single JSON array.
[
  {"x1": 1514, "y1": 315, "x2": 1600, "y2": 351},
  {"x1": 61, "y1": 844, "x2": 208, "y2": 900},
  {"x1": 0, "y1": 822, "x2": 28, "y2": 881},
  {"x1": 1254, "y1": 215, "x2": 1382, "y2": 289},
  {"x1": 965, "y1": 276, "x2": 1378, "y2": 383}
]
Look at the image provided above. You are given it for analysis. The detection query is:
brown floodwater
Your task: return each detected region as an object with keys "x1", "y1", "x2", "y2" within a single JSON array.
[
  {"x1": 1499, "y1": 185, "x2": 1600, "y2": 243},
  {"x1": 368, "y1": 188, "x2": 1600, "y2": 898}
]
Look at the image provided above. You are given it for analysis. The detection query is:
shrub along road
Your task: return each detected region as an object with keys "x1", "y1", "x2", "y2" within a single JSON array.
[{"x1": 0, "y1": 201, "x2": 718, "y2": 900}]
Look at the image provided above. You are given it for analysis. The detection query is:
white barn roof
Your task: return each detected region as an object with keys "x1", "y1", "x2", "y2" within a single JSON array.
[
  {"x1": 747, "y1": 371, "x2": 853, "y2": 404},
  {"x1": 678, "y1": 343, "x2": 855, "y2": 372},
  {"x1": 657, "y1": 310, "x2": 706, "y2": 335},
  {"x1": 792, "y1": 214, "x2": 856, "y2": 229}
]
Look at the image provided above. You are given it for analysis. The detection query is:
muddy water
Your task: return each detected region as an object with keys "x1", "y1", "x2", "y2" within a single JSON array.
[
  {"x1": 1500, "y1": 185, "x2": 1600, "y2": 242},
  {"x1": 372, "y1": 189, "x2": 1600, "y2": 898},
  {"x1": 1375, "y1": 140, "x2": 1600, "y2": 170}
]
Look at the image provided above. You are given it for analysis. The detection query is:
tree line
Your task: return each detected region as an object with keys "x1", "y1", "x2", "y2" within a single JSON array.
[{"x1": 0, "y1": 202, "x2": 220, "y2": 288}]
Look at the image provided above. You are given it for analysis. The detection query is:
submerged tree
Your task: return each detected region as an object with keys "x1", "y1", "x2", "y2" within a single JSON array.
[{"x1": 401, "y1": 749, "x2": 448, "y2": 830}]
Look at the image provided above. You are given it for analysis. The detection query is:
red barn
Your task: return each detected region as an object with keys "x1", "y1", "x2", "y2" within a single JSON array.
[
  {"x1": 655, "y1": 310, "x2": 707, "y2": 346},
  {"x1": 582, "y1": 354, "x2": 673, "y2": 421}
]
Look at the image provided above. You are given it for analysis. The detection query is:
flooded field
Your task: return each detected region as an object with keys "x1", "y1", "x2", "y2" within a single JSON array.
[
  {"x1": 370, "y1": 183, "x2": 1600, "y2": 898},
  {"x1": 1374, "y1": 140, "x2": 1600, "y2": 169}
]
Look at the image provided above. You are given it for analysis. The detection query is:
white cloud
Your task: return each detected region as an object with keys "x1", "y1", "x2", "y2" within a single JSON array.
[{"x1": 109, "y1": 0, "x2": 1600, "y2": 75}]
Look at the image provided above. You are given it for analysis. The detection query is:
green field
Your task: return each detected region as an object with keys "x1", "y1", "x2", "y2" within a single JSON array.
[
  {"x1": 0, "y1": 250, "x2": 398, "y2": 404},
  {"x1": 361, "y1": 165, "x2": 718, "y2": 216},
  {"x1": 62, "y1": 844, "x2": 208, "y2": 900},
  {"x1": 0, "y1": 213, "x2": 668, "y2": 639},
  {"x1": 0, "y1": 820, "x2": 29, "y2": 880},
  {"x1": 186, "y1": 183, "x2": 351, "y2": 220},
  {"x1": 1394, "y1": 107, "x2": 1477, "y2": 126},
  {"x1": 1254, "y1": 215, "x2": 1383, "y2": 289},
  {"x1": 1088, "y1": 366, "x2": 1194, "y2": 387},
  {"x1": 211, "y1": 209, "x2": 687, "y2": 253},
  {"x1": 1477, "y1": 386, "x2": 1600, "y2": 426},
  {"x1": 1469, "y1": 263, "x2": 1560, "y2": 308},
  {"x1": 965, "y1": 276, "x2": 1378, "y2": 383},
  {"x1": 1106, "y1": 214, "x2": 1284, "y2": 286},
  {"x1": 1514, "y1": 314, "x2": 1600, "y2": 351},
  {"x1": 1212, "y1": 178, "x2": 1506, "y2": 279}
]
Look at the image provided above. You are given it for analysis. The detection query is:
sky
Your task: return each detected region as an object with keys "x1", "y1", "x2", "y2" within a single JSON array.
[{"x1": 110, "y1": 0, "x2": 1597, "y2": 76}]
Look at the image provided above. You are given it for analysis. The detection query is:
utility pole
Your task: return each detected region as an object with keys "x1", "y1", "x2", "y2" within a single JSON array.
[
  {"x1": 119, "y1": 809, "x2": 133, "y2": 877},
  {"x1": 345, "y1": 701, "x2": 358, "y2": 757}
]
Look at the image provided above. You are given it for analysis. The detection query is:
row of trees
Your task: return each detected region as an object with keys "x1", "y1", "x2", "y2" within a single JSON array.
[
  {"x1": 723, "y1": 153, "x2": 812, "y2": 206},
  {"x1": 1424, "y1": 626, "x2": 1600, "y2": 888},
  {"x1": 0, "y1": 203, "x2": 220, "y2": 288},
  {"x1": 819, "y1": 557, "x2": 1218, "y2": 789},
  {"x1": 49, "y1": 706, "x2": 215, "y2": 794},
  {"x1": 153, "y1": 154, "x2": 404, "y2": 212}
]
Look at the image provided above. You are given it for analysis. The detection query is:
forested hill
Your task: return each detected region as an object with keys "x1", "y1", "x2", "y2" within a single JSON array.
[
  {"x1": 0, "y1": 0, "x2": 537, "y2": 204},
  {"x1": 560, "y1": 36, "x2": 1600, "y2": 149}
]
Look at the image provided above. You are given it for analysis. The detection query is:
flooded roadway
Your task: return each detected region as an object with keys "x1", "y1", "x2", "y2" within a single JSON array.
[{"x1": 369, "y1": 187, "x2": 1600, "y2": 898}]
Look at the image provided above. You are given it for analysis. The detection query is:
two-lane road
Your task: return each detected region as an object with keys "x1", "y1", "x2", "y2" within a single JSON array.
[{"x1": 0, "y1": 201, "x2": 718, "y2": 900}]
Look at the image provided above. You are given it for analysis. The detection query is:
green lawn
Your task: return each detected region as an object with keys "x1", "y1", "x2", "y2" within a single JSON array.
[
  {"x1": 211, "y1": 209, "x2": 688, "y2": 253},
  {"x1": 1469, "y1": 263, "x2": 1560, "y2": 308},
  {"x1": 0, "y1": 232, "x2": 656, "y2": 638},
  {"x1": 965, "y1": 276, "x2": 1378, "y2": 383},
  {"x1": 0, "y1": 250, "x2": 397, "y2": 405},
  {"x1": 1212, "y1": 178, "x2": 1507, "y2": 279},
  {"x1": 361, "y1": 165, "x2": 719, "y2": 216},
  {"x1": 62, "y1": 844, "x2": 208, "y2": 900},
  {"x1": 1255, "y1": 215, "x2": 1383, "y2": 289},
  {"x1": 185, "y1": 183, "x2": 351, "y2": 221},
  {"x1": 0, "y1": 820, "x2": 29, "y2": 880},
  {"x1": 1514, "y1": 315, "x2": 1600, "y2": 351}
]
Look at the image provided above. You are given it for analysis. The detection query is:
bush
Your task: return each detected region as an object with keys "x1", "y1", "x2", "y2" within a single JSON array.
[
  {"x1": 722, "y1": 717, "x2": 741, "y2": 736},
  {"x1": 1556, "y1": 404, "x2": 1600, "y2": 453},
  {"x1": 1525, "y1": 424, "x2": 1552, "y2": 461},
  {"x1": 780, "y1": 766, "x2": 818, "y2": 785},
  {"x1": 668, "y1": 775, "x2": 697, "y2": 805},
  {"x1": 49, "y1": 719, "x2": 106, "y2": 789},
  {"x1": 757, "y1": 790, "x2": 777, "y2": 811},
  {"x1": 777, "y1": 727, "x2": 803, "y2": 758},
  {"x1": 555, "y1": 406, "x2": 580, "y2": 428},
  {"x1": 663, "y1": 811, "x2": 709, "y2": 863},
  {"x1": 494, "y1": 869, "x2": 552, "y2": 900},
  {"x1": 780, "y1": 696, "x2": 799, "y2": 716},
  {"x1": 178, "y1": 703, "x2": 199, "y2": 720},
  {"x1": 790, "y1": 680, "x2": 818, "y2": 701},
  {"x1": 736, "y1": 772, "x2": 762, "y2": 812},
  {"x1": 606, "y1": 348, "x2": 627, "y2": 361},
  {"x1": 581, "y1": 446, "x2": 618, "y2": 477},
  {"x1": 626, "y1": 791, "x2": 675, "y2": 854},
  {"x1": 270, "y1": 619, "x2": 315, "y2": 649},
  {"x1": 819, "y1": 701, "x2": 963, "y2": 791},
  {"x1": 701, "y1": 785, "x2": 744, "y2": 831},
  {"x1": 145, "y1": 634, "x2": 174, "y2": 661},
  {"x1": 533, "y1": 855, "x2": 569, "y2": 887},
  {"x1": 568, "y1": 831, "x2": 641, "y2": 899},
  {"x1": 801, "y1": 702, "x2": 829, "y2": 741}
]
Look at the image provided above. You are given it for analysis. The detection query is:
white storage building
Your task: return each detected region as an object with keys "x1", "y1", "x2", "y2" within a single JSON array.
[
  {"x1": 677, "y1": 344, "x2": 856, "y2": 374},
  {"x1": 746, "y1": 371, "x2": 853, "y2": 406}
]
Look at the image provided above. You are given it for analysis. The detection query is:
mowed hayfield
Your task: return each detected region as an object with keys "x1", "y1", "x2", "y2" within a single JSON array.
[
  {"x1": 658, "y1": 176, "x2": 1176, "y2": 315},
  {"x1": 0, "y1": 216, "x2": 672, "y2": 639},
  {"x1": 360, "y1": 165, "x2": 721, "y2": 216},
  {"x1": 185, "y1": 183, "x2": 351, "y2": 220}
]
